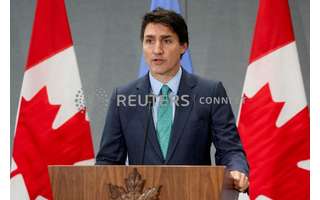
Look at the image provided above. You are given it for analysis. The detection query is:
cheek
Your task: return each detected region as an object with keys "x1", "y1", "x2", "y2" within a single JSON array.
[
  {"x1": 143, "y1": 48, "x2": 151, "y2": 59},
  {"x1": 168, "y1": 49, "x2": 182, "y2": 61}
]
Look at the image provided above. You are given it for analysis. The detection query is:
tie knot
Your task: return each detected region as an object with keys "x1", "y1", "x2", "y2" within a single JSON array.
[{"x1": 161, "y1": 85, "x2": 171, "y2": 95}]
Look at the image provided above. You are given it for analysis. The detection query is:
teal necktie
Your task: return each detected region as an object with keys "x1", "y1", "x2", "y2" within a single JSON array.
[{"x1": 156, "y1": 85, "x2": 173, "y2": 159}]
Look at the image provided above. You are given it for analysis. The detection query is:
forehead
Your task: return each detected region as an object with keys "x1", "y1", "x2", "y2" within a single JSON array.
[{"x1": 144, "y1": 23, "x2": 177, "y2": 37}]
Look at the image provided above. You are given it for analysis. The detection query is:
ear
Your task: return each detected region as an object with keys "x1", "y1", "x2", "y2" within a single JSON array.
[{"x1": 180, "y1": 42, "x2": 188, "y2": 54}]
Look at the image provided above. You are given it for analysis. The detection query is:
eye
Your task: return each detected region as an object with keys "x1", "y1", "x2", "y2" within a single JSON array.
[
  {"x1": 164, "y1": 39, "x2": 172, "y2": 44},
  {"x1": 144, "y1": 39, "x2": 153, "y2": 44}
]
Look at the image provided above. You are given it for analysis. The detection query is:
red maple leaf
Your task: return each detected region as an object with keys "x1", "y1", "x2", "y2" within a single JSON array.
[
  {"x1": 11, "y1": 87, "x2": 94, "y2": 200},
  {"x1": 238, "y1": 84, "x2": 310, "y2": 200}
]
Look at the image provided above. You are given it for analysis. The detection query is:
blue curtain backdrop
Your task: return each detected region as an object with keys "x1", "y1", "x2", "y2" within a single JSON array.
[{"x1": 138, "y1": 0, "x2": 193, "y2": 77}]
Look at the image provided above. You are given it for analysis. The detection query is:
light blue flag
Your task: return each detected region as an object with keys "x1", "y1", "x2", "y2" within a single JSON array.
[{"x1": 138, "y1": 0, "x2": 193, "y2": 77}]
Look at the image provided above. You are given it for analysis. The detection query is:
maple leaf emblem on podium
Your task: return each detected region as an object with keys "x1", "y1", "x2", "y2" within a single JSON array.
[{"x1": 108, "y1": 168, "x2": 161, "y2": 200}]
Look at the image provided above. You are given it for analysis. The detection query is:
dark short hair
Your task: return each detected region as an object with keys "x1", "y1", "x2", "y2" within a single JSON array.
[{"x1": 140, "y1": 7, "x2": 189, "y2": 46}]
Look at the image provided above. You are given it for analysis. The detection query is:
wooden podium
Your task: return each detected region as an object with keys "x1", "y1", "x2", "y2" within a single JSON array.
[{"x1": 48, "y1": 165, "x2": 239, "y2": 200}]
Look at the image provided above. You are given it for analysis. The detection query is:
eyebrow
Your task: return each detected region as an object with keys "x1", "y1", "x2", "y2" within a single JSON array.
[{"x1": 144, "y1": 35, "x2": 173, "y2": 39}]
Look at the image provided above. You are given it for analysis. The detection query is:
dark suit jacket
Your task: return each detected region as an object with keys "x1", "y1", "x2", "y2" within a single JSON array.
[{"x1": 96, "y1": 69, "x2": 249, "y2": 175}]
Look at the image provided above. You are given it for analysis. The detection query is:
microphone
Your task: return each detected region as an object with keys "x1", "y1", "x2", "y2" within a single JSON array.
[{"x1": 141, "y1": 94, "x2": 155, "y2": 164}]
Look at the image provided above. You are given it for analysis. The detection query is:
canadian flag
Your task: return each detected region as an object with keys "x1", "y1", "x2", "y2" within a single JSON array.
[
  {"x1": 237, "y1": 0, "x2": 309, "y2": 199},
  {"x1": 10, "y1": 0, "x2": 95, "y2": 199}
]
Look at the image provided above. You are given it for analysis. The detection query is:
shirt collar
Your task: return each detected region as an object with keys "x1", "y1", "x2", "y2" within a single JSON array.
[{"x1": 149, "y1": 67, "x2": 182, "y2": 95}]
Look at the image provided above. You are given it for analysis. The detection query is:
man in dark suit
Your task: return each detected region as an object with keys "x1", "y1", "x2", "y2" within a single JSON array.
[{"x1": 96, "y1": 7, "x2": 249, "y2": 192}]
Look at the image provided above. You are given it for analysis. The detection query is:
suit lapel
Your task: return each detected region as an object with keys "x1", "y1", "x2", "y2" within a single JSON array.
[
  {"x1": 136, "y1": 74, "x2": 164, "y2": 161},
  {"x1": 165, "y1": 70, "x2": 197, "y2": 163}
]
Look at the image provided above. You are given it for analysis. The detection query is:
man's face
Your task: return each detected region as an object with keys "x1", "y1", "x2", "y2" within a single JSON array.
[{"x1": 143, "y1": 23, "x2": 187, "y2": 78}]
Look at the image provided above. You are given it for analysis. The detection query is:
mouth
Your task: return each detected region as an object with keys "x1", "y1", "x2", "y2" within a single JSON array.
[{"x1": 152, "y1": 58, "x2": 165, "y2": 65}]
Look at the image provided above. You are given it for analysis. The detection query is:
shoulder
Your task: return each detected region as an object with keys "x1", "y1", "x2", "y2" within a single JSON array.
[
  {"x1": 113, "y1": 75, "x2": 149, "y2": 95},
  {"x1": 185, "y1": 71, "x2": 223, "y2": 93},
  {"x1": 193, "y1": 74, "x2": 221, "y2": 87}
]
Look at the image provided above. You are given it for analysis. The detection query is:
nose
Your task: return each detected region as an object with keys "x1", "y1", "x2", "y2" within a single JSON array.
[{"x1": 153, "y1": 41, "x2": 164, "y2": 55}]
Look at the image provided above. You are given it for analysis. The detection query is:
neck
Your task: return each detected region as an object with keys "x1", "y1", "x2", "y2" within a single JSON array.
[{"x1": 150, "y1": 67, "x2": 180, "y2": 84}]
